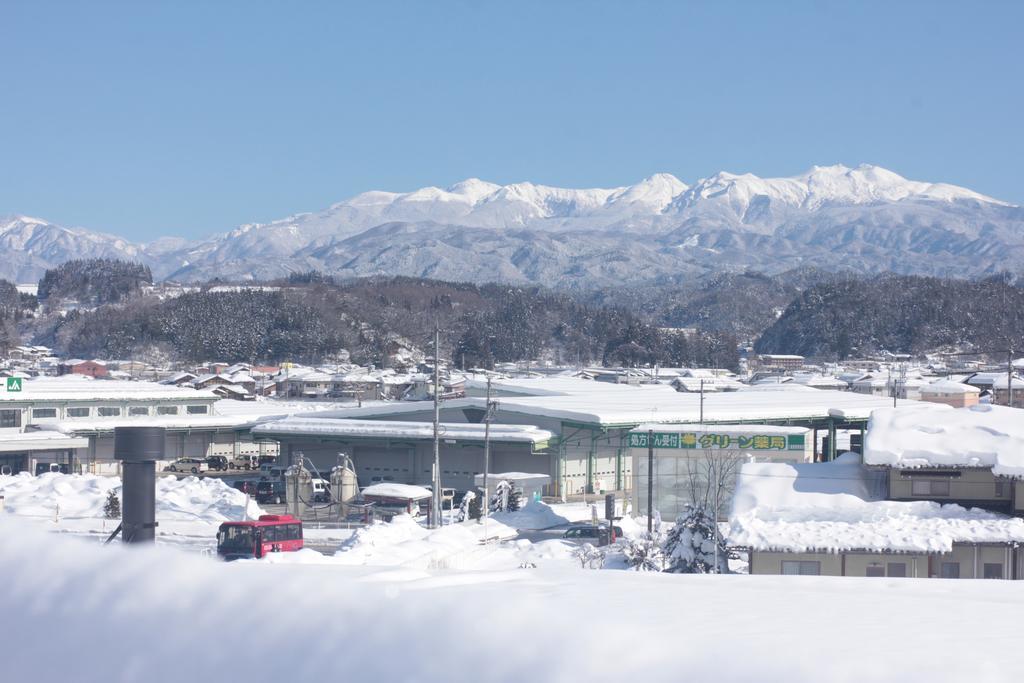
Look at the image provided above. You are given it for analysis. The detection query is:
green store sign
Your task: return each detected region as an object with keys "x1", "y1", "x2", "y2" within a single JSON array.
[
  {"x1": 628, "y1": 431, "x2": 805, "y2": 451},
  {"x1": 5, "y1": 377, "x2": 21, "y2": 392}
]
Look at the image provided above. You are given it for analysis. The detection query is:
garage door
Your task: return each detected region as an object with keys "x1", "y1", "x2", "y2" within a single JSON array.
[
  {"x1": 438, "y1": 450, "x2": 480, "y2": 492},
  {"x1": 353, "y1": 446, "x2": 414, "y2": 487}
]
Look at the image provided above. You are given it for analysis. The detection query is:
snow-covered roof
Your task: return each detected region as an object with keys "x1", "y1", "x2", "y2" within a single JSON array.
[
  {"x1": 965, "y1": 373, "x2": 1023, "y2": 390},
  {"x1": 160, "y1": 372, "x2": 196, "y2": 384},
  {"x1": 863, "y1": 404, "x2": 1024, "y2": 477},
  {"x1": 314, "y1": 384, "x2": 919, "y2": 427},
  {"x1": 38, "y1": 414, "x2": 269, "y2": 434},
  {"x1": 793, "y1": 376, "x2": 849, "y2": 389},
  {"x1": 252, "y1": 417, "x2": 553, "y2": 444},
  {"x1": 728, "y1": 455, "x2": 1024, "y2": 552},
  {"x1": 361, "y1": 483, "x2": 432, "y2": 500},
  {"x1": 214, "y1": 385, "x2": 251, "y2": 395},
  {"x1": 464, "y1": 375, "x2": 647, "y2": 397},
  {"x1": 0, "y1": 377, "x2": 218, "y2": 403},
  {"x1": 0, "y1": 429, "x2": 89, "y2": 453},
  {"x1": 919, "y1": 379, "x2": 981, "y2": 395},
  {"x1": 473, "y1": 472, "x2": 552, "y2": 486}
]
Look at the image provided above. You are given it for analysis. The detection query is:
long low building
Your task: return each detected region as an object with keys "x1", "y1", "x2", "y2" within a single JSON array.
[
  {"x1": 0, "y1": 377, "x2": 356, "y2": 474},
  {"x1": 251, "y1": 417, "x2": 553, "y2": 492},
  {"x1": 0, "y1": 429, "x2": 90, "y2": 475},
  {"x1": 293, "y1": 378, "x2": 920, "y2": 497}
]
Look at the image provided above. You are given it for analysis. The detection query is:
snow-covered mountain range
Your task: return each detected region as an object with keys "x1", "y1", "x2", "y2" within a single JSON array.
[{"x1": 4, "y1": 164, "x2": 1022, "y2": 286}]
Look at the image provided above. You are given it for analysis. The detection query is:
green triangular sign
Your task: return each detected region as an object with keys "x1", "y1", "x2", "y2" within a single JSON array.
[{"x1": 6, "y1": 377, "x2": 22, "y2": 392}]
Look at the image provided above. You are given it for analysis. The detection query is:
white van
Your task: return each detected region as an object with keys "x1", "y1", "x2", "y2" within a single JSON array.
[
  {"x1": 231, "y1": 455, "x2": 258, "y2": 470},
  {"x1": 310, "y1": 478, "x2": 330, "y2": 503}
]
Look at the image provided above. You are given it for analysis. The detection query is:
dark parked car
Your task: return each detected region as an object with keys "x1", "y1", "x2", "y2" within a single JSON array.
[
  {"x1": 206, "y1": 456, "x2": 229, "y2": 471},
  {"x1": 562, "y1": 524, "x2": 620, "y2": 547},
  {"x1": 230, "y1": 480, "x2": 258, "y2": 495},
  {"x1": 255, "y1": 479, "x2": 287, "y2": 505}
]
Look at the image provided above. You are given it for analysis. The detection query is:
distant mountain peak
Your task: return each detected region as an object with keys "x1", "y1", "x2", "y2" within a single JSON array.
[{"x1": 2, "y1": 164, "x2": 1018, "y2": 285}]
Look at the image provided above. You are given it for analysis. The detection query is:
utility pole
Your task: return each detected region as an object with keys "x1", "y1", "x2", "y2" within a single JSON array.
[
  {"x1": 713, "y1": 466, "x2": 721, "y2": 574},
  {"x1": 483, "y1": 375, "x2": 494, "y2": 540},
  {"x1": 699, "y1": 379, "x2": 705, "y2": 424},
  {"x1": 1009, "y1": 350, "x2": 1015, "y2": 409},
  {"x1": 646, "y1": 428, "x2": 654, "y2": 534},
  {"x1": 431, "y1": 322, "x2": 441, "y2": 529}
]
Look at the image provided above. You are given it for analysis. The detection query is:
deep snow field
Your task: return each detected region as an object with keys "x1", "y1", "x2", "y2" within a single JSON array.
[{"x1": 1, "y1": 474, "x2": 1022, "y2": 682}]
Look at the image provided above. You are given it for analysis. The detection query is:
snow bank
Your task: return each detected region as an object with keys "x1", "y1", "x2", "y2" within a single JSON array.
[
  {"x1": 0, "y1": 473, "x2": 262, "y2": 522},
  {"x1": 728, "y1": 456, "x2": 1024, "y2": 552},
  {"x1": 361, "y1": 482, "x2": 432, "y2": 499},
  {"x1": 490, "y1": 500, "x2": 571, "y2": 530},
  {"x1": 2, "y1": 518, "x2": 1023, "y2": 682},
  {"x1": 864, "y1": 404, "x2": 1024, "y2": 476},
  {"x1": 328, "y1": 515, "x2": 517, "y2": 568}
]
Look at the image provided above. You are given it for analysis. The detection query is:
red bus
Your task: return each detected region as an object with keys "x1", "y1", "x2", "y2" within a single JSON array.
[{"x1": 216, "y1": 514, "x2": 303, "y2": 561}]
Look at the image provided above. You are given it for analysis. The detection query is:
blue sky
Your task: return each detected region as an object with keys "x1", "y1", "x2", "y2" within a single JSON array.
[{"x1": 1, "y1": 0, "x2": 1021, "y2": 241}]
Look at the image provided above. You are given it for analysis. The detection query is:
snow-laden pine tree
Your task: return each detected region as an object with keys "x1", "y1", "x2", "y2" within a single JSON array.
[
  {"x1": 103, "y1": 489, "x2": 121, "y2": 520},
  {"x1": 492, "y1": 479, "x2": 511, "y2": 513},
  {"x1": 457, "y1": 491, "x2": 477, "y2": 522},
  {"x1": 662, "y1": 505, "x2": 728, "y2": 574},
  {"x1": 506, "y1": 485, "x2": 523, "y2": 513}
]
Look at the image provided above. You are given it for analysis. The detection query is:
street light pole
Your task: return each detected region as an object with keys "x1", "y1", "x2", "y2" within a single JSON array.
[
  {"x1": 1009, "y1": 350, "x2": 1015, "y2": 408},
  {"x1": 431, "y1": 322, "x2": 441, "y2": 529},
  {"x1": 483, "y1": 375, "x2": 493, "y2": 539},
  {"x1": 646, "y1": 428, "x2": 654, "y2": 534},
  {"x1": 699, "y1": 379, "x2": 705, "y2": 424}
]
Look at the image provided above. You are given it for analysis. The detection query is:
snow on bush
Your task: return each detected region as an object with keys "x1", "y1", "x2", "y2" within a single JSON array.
[
  {"x1": 623, "y1": 531, "x2": 665, "y2": 572},
  {"x1": 571, "y1": 542, "x2": 606, "y2": 569},
  {"x1": 0, "y1": 472, "x2": 262, "y2": 522}
]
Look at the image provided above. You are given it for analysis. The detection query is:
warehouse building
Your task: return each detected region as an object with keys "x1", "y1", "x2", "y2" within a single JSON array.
[
  {"x1": 0, "y1": 377, "x2": 298, "y2": 474},
  {"x1": 263, "y1": 377, "x2": 917, "y2": 498},
  {"x1": 251, "y1": 417, "x2": 553, "y2": 492}
]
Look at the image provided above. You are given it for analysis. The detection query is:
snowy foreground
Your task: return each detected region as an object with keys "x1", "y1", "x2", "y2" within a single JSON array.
[{"x1": 1, "y1": 519, "x2": 1022, "y2": 682}]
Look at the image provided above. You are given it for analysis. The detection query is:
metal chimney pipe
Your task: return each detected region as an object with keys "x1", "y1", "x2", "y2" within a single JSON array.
[{"x1": 113, "y1": 426, "x2": 165, "y2": 544}]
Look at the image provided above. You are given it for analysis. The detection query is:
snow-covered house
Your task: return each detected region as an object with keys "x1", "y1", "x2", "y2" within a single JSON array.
[
  {"x1": 160, "y1": 371, "x2": 197, "y2": 386},
  {"x1": 730, "y1": 454, "x2": 1024, "y2": 579},
  {"x1": 58, "y1": 359, "x2": 108, "y2": 378},
  {"x1": 863, "y1": 404, "x2": 1024, "y2": 515},
  {"x1": 963, "y1": 372, "x2": 1024, "y2": 408},
  {"x1": 788, "y1": 373, "x2": 849, "y2": 391},
  {"x1": 192, "y1": 374, "x2": 236, "y2": 390},
  {"x1": 918, "y1": 379, "x2": 981, "y2": 408}
]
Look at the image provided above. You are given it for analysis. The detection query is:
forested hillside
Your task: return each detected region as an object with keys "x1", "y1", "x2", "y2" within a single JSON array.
[
  {"x1": 38, "y1": 259, "x2": 152, "y2": 306},
  {"x1": 36, "y1": 275, "x2": 739, "y2": 369},
  {"x1": 755, "y1": 274, "x2": 1024, "y2": 358},
  {"x1": 581, "y1": 267, "x2": 843, "y2": 340}
]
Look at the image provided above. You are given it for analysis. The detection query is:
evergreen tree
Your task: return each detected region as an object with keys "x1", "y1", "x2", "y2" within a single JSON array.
[
  {"x1": 506, "y1": 485, "x2": 523, "y2": 513},
  {"x1": 662, "y1": 505, "x2": 728, "y2": 574},
  {"x1": 467, "y1": 493, "x2": 482, "y2": 521},
  {"x1": 492, "y1": 479, "x2": 512, "y2": 513},
  {"x1": 457, "y1": 491, "x2": 479, "y2": 522},
  {"x1": 103, "y1": 489, "x2": 121, "y2": 520}
]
